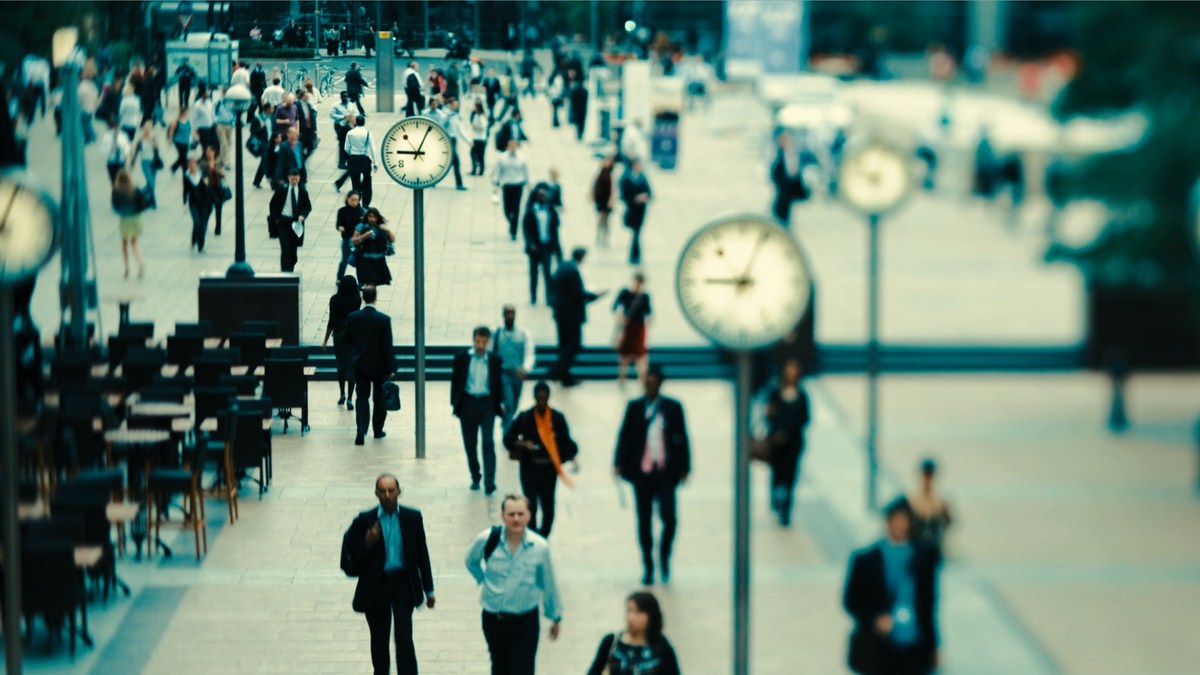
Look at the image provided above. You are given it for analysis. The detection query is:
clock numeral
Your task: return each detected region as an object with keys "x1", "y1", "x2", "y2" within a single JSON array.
[{"x1": 398, "y1": 160, "x2": 405, "y2": 168}]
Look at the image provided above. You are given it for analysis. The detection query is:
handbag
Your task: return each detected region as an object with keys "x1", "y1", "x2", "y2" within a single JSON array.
[
  {"x1": 221, "y1": 185, "x2": 233, "y2": 203},
  {"x1": 384, "y1": 241, "x2": 396, "y2": 257},
  {"x1": 247, "y1": 135, "x2": 264, "y2": 157},
  {"x1": 383, "y1": 380, "x2": 401, "y2": 411},
  {"x1": 151, "y1": 149, "x2": 164, "y2": 171}
]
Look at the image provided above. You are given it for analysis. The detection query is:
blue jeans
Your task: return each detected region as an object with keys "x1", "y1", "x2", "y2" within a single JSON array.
[
  {"x1": 141, "y1": 159, "x2": 157, "y2": 207},
  {"x1": 336, "y1": 238, "x2": 352, "y2": 279}
]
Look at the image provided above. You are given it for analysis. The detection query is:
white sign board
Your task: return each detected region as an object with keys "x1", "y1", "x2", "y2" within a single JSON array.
[{"x1": 165, "y1": 33, "x2": 238, "y2": 86}]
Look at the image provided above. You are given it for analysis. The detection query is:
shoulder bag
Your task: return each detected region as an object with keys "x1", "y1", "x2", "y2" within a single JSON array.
[
  {"x1": 601, "y1": 632, "x2": 622, "y2": 675},
  {"x1": 383, "y1": 380, "x2": 401, "y2": 411}
]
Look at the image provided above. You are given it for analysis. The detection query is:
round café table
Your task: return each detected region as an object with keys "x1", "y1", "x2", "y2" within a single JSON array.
[{"x1": 104, "y1": 428, "x2": 171, "y2": 560}]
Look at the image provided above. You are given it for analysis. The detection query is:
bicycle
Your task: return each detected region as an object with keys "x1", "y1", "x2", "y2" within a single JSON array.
[
  {"x1": 318, "y1": 65, "x2": 340, "y2": 97},
  {"x1": 284, "y1": 66, "x2": 308, "y2": 93}
]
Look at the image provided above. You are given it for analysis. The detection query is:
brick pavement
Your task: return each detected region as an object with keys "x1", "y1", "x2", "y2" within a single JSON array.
[{"x1": 26, "y1": 52, "x2": 1080, "y2": 350}]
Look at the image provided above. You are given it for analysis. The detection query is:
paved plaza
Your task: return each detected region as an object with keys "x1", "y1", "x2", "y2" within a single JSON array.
[{"x1": 13, "y1": 51, "x2": 1200, "y2": 674}]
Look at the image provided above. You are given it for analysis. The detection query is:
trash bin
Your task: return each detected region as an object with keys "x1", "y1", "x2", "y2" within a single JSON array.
[{"x1": 651, "y1": 111, "x2": 680, "y2": 170}]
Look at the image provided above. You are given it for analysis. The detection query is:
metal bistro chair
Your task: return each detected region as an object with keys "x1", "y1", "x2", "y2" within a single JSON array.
[
  {"x1": 262, "y1": 358, "x2": 309, "y2": 434},
  {"x1": 147, "y1": 440, "x2": 207, "y2": 560},
  {"x1": 242, "y1": 320, "x2": 280, "y2": 339},
  {"x1": 232, "y1": 396, "x2": 274, "y2": 486},
  {"x1": 122, "y1": 347, "x2": 166, "y2": 394},
  {"x1": 193, "y1": 349, "x2": 240, "y2": 388},
  {"x1": 219, "y1": 373, "x2": 260, "y2": 396},
  {"x1": 167, "y1": 333, "x2": 206, "y2": 371},
  {"x1": 19, "y1": 535, "x2": 88, "y2": 656},
  {"x1": 228, "y1": 332, "x2": 269, "y2": 372},
  {"x1": 222, "y1": 406, "x2": 270, "y2": 523}
]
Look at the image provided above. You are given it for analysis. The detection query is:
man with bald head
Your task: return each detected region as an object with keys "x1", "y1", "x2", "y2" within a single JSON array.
[{"x1": 342, "y1": 473, "x2": 436, "y2": 674}]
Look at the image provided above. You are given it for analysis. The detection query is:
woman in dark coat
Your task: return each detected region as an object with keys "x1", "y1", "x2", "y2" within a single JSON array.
[
  {"x1": 501, "y1": 381, "x2": 578, "y2": 538},
  {"x1": 755, "y1": 358, "x2": 811, "y2": 526},
  {"x1": 591, "y1": 155, "x2": 615, "y2": 246},
  {"x1": 351, "y1": 207, "x2": 395, "y2": 288},
  {"x1": 587, "y1": 592, "x2": 681, "y2": 675},
  {"x1": 322, "y1": 275, "x2": 363, "y2": 408}
]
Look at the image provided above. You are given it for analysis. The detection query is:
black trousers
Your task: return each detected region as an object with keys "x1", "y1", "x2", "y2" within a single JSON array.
[
  {"x1": 633, "y1": 477, "x2": 678, "y2": 573},
  {"x1": 769, "y1": 443, "x2": 804, "y2": 518},
  {"x1": 449, "y1": 140, "x2": 463, "y2": 187},
  {"x1": 554, "y1": 320, "x2": 582, "y2": 384},
  {"x1": 404, "y1": 92, "x2": 423, "y2": 117},
  {"x1": 470, "y1": 140, "x2": 486, "y2": 175},
  {"x1": 277, "y1": 216, "x2": 300, "y2": 272},
  {"x1": 482, "y1": 610, "x2": 539, "y2": 675},
  {"x1": 457, "y1": 396, "x2": 496, "y2": 488},
  {"x1": 527, "y1": 251, "x2": 555, "y2": 306},
  {"x1": 171, "y1": 141, "x2": 189, "y2": 173},
  {"x1": 502, "y1": 185, "x2": 524, "y2": 239},
  {"x1": 197, "y1": 126, "x2": 219, "y2": 152},
  {"x1": 349, "y1": 156, "x2": 373, "y2": 206},
  {"x1": 190, "y1": 202, "x2": 212, "y2": 251},
  {"x1": 520, "y1": 462, "x2": 559, "y2": 537},
  {"x1": 355, "y1": 376, "x2": 388, "y2": 438},
  {"x1": 178, "y1": 82, "x2": 192, "y2": 109},
  {"x1": 364, "y1": 571, "x2": 418, "y2": 675},
  {"x1": 349, "y1": 92, "x2": 366, "y2": 116},
  {"x1": 335, "y1": 124, "x2": 350, "y2": 167}
]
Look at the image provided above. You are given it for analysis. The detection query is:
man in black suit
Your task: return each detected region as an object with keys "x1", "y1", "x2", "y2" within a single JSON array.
[
  {"x1": 268, "y1": 170, "x2": 311, "y2": 273},
  {"x1": 248, "y1": 62, "x2": 267, "y2": 117},
  {"x1": 341, "y1": 473, "x2": 436, "y2": 675},
  {"x1": 614, "y1": 366, "x2": 691, "y2": 585},
  {"x1": 551, "y1": 248, "x2": 602, "y2": 387},
  {"x1": 843, "y1": 497, "x2": 940, "y2": 675},
  {"x1": 494, "y1": 109, "x2": 529, "y2": 152},
  {"x1": 521, "y1": 184, "x2": 561, "y2": 306},
  {"x1": 450, "y1": 326, "x2": 504, "y2": 494},
  {"x1": 273, "y1": 126, "x2": 307, "y2": 188},
  {"x1": 770, "y1": 130, "x2": 810, "y2": 228},
  {"x1": 345, "y1": 61, "x2": 368, "y2": 115},
  {"x1": 343, "y1": 286, "x2": 396, "y2": 445}
]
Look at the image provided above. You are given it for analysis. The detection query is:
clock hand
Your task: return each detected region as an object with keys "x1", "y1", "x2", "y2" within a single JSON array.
[
  {"x1": 0, "y1": 185, "x2": 19, "y2": 233},
  {"x1": 393, "y1": 150, "x2": 426, "y2": 156},
  {"x1": 415, "y1": 127, "x2": 431, "y2": 155},
  {"x1": 740, "y1": 229, "x2": 770, "y2": 278}
]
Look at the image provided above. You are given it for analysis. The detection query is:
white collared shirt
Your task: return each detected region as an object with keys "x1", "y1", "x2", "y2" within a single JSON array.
[
  {"x1": 492, "y1": 152, "x2": 529, "y2": 186},
  {"x1": 343, "y1": 126, "x2": 376, "y2": 163}
]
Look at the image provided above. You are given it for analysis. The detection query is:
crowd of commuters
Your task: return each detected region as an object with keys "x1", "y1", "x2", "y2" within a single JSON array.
[{"x1": 8, "y1": 40, "x2": 956, "y2": 675}]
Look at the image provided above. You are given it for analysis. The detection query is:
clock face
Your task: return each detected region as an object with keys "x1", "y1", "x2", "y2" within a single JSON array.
[
  {"x1": 838, "y1": 143, "x2": 912, "y2": 216},
  {"x1": 676, "y1": 215, "x2": 811, "y2": 350},
  {"x1": 0, "y1": 168, "x2": 59, "y2": 286},
  {"x1": 380, "y1": 117, "x2": 454, "y2": 189}
]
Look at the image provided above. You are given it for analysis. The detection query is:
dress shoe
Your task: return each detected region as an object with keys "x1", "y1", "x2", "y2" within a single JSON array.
[
  {"x1": 354, "y1": 436, "x2": 365, "y2": 446},
  {"x1": 641, "y1": 570, "x2": 654, "y2": 586},
  {"x1": 661, "y1": 560, "x2": 671, "y2": 584},
  {"x1": 374, "y1": 431, "x2": 387, "y2": 439},
  {"x1": 456, "y1": 185, "x2": 467, "y2": 191},
  {"x1": 346, "y1": 400, "x2": 354, "y2": 411},
  {"x1": 337, "y1": 395, "x2": 346, "y2": 406},
  {"x1": 484, "y1": 485, "x2": 496, "y2": 496},
  {"x1": 470, "y1": 481, "x2": 481, "y2": 491}
]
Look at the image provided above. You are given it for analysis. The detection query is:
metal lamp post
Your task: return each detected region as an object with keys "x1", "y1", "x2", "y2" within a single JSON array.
[{"x1": 223, "y1": 83, "x2": 253, "y2": 277}]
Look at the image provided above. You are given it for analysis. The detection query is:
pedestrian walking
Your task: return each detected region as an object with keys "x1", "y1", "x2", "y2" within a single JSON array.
[
  {"x1": 843, "y1": 497, "x2": 941, "y2": 675},
  {"x1": 482, "y1": 67, "x2": 502, "y2": 123},
  {"x1": 273, "y1": 126, "x2": 306, "y2": 188},
  {"x1": 340, "y1": 473, "x2": 436, "y2": 675},
  {"x1": 101, "y1": 121, "x2": 131, "y2": 185},
  {"x1": 174, "y1": 58, "x2": 197, "y2": 109},
  {"x1": 323, "y1": 276, "x2": 362, "y2": 409},
  {"x1": 586, "y1": 592, "x2": 681, "y2": 675},
  {"x1": 117, "y1": 85, "x2": 142, "y2": 141},
  {"x1": 273, "y1": 92, "x2": 298, "y2": 136},
  {"x1": 167, "y1": 107, "x2": 194, "y2": 182},
  {"x1": 336, "y1": 191, "x2": 366, "y2": 280},
  {"x1": 442, "y1": 97, "x2": 470, "y2": 189},
  {"x1": 254, "y1": 128, "x2": 282, "y2": 190},
  {"x1": 907, "y1": 459, "x2": 953, "y2": 555},
  {"x1": 296, "y1": 90, "x2": 318, "y2": 156},
  {"x1": 503, "y1": 381, "x2": 579, "y2": 538},
  {"x1": 568, "y1": 72, "x2": 589, "y2": 141},
  {"x1": 260, "y1": 77, "x2": 286, "y2": 110},
  {"x1": 184, "y1": 158, "x2": 214, "y2": 252},
  {"x1": 751, "y1": 358, "x2": 810, "y2": 526},
  {"x1": 131, "y1": 121, "x2": 161, "y2": 209},
  {"x1": 614, "y1": 366, "x2": 691, "y2": 585},
  {"x1": 352, "y1": 208, "x2": 395, "y2": 287},
  {"x1": 493, "y1": 139, "x2": 529, "y2": 240},
  {"x1": 342, "y1": 115, "x2": 377, "y2": 206},
  {"x1": 77, "y1": 74, "x2": 99, "y2": 145},
  {"x1": 494, "y1": 108, "x2": 529, "y2": 152},
  {"x1": 465, "y1": 494, "x2": 562, "y2": 675},
  {"x1": 493, "y1": 304, "x2": 536, "y2": 433},
  {"x1": 522, "y1": 184, "x2": 563, "y2": 306},
  {"x1": 402, "y1": 61, "x2": 424, "y2": 117},
  {"x1": 551, "y1": 248, "x2": 604, "y2": 387},
  {"x1": 200, "y1": 145, "x2": 227, "y2": 237},
  {"x1": 214, "y1": 90, "x2": 236, "y2": 169},
  {"x1": 248, "y1": 62, "x2": 267, "y2": 117},
  {"x1": 469, "y1": 99, "x2": 490, "y2": 176},
  {"x1": 345, "y1": 62, "x2": 368, "y2": 115},
  {"x1": 619, "y1": 160, "x2": 652, "y2": 265},
  {"x1": 342, "y1": 285, "x2": 396, "y2": 446},
  {"x1": 331, "y1": 91, "x2": 354, "y2": 169},
  {"x1": 592, "y1": 155, "x2": 616, "y2": 246},
  {"x1": 613, "y1": 273, "x2": 652, "y2": 387},
  {"x1": 451, "y1": 327, "x2": 504, "y2": 495},
  {"x1": 192, "y1": 84, "x2": 219, "y2": 152},
  {"x1": 110, "y1": 169, "x2": 148, "y2": 279},
  {"x1": 268, "y1": 169, "x2": 310, "y2": 273},
  {"x1": 770, "y1": 130, "x2": 810, "y2": 227}
]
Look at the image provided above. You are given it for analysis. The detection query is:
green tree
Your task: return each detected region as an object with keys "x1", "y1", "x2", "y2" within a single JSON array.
[{"x1": 1050, "y1": 2, "x2": 1200, "y2": 292}]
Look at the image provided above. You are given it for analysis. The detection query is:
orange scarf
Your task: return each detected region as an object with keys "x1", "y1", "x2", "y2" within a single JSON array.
[{"x1": 534, "y1": 407, "x2": 574, "y2": 489}]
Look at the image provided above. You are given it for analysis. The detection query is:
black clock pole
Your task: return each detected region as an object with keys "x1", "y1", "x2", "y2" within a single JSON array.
[
  {"x1": 414, "y1": 188, "x2": 426, "y2": 458},
  {"x1": 1, "y1": 287, "x2": 22, "y2": 674},
  {"x1": 866, "y1": 212, "x2": 881, "y2": 510},
  {"x1": 733, "y1": 348, "x2": 753, "y2": 675}
]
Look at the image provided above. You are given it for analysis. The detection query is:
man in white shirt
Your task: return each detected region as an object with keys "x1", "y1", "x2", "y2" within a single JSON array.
[
  {"x1": 230, "y1": 61, "x2": 251, "y2": 88},
  {"x1": 491, "y1": 139, "x2": 529, "y2": 240},
  {"x1": 464, "y1": 495, "x2": 562, "y2": 674},
  {"x1": 493, "y1": 305, "x2": 536, "y2": 432},
  {"x1": 102, "y1": 122, "x2": 131, "y2": 184},
  {"x1": 260, "y1": 77, "x2": 285, "y2": 109},
  {"x1": 342, "y1": 115, "x2": 377, "y2": 206},
  {"x1": 20, "y1": 55, "x2": 50, "y2": 124},
  {"x1": 442, "y1": 97, "x2": 472, "y2": 190},
  {"x1": 330, "y1": 92, "x2": 355, "y2": 169},
  {"x1": 118, "y1": 88, "x2": 142, "y2": 141},
  {"x1": 77, "y1": 77, "x2": 100, "y2": 144},
  {"x1": 402, "y1": 61, "x2": 424, "y2": 117}
]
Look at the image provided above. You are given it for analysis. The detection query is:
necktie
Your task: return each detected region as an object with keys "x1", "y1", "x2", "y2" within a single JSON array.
[{"x1": 290, "y1": 185, "x2": 297, "y2": 216}]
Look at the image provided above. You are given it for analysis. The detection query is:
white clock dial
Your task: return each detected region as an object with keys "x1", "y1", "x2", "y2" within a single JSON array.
[
  {"x1": 838, "y1": 143, "x2": 912, "y2": 216},
  {"x1": 0, "y1": 167, "x2": 59, "y2": 286},
  {"x1": 676, "y1": 215, "x2": 811, "y2": 350},
  {"x1": 380, "y1": 117, "x2": 454, "y2": 189}
]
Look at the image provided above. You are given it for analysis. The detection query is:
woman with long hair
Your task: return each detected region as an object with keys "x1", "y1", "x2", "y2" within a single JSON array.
[
  {"x1": 587, "y1": 592, "x2": 680, "y2": 675},
  {"x1": 200, "y1": 144, "x2": 226, "y2": 236},
  {"x1": 110, "y1": 168, "x2": 148, "y2": 278},
  {"x1": 468, "y1": 98, "x2": 489, "y2": 175},
  {"x1": 591, "y1": 154, "x2": 615, "y2": 246},
  {"x1": 167, "y1": 105, "x2": 193, "y2": 183},
  {"x1": 613, "y1": 272, "x2": 651, "y2": 386},
  {"x1": 753, "y1": 358, "x2": 811, "y2": 526},
  {"x1": 184, "y1": 158, "x2": 214, "y2": 252},
  {"x1": 322, "y1": 275, "x2": 363, "y2": 409},
  {"x1": 351, "y1": 207, "x2": 395, "y2": 288},
  {"x1": 132, "y1": 121, "x2": 161, "y2": 209}
]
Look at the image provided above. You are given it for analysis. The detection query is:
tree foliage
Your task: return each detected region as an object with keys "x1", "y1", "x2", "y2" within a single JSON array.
[{"x1": 1051, "y1": 1, "x2": 1200, "y2": 289}]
